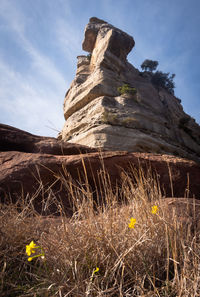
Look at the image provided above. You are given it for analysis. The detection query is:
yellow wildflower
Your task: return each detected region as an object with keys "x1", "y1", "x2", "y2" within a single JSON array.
[
  {"x1": 26, "y1": 241, "x2": 36, "y2": 256},
  {"x1": 128, "y1": 217, "x2": 137, "y2": 229},
  {"x1": 26, "y1": 241, "x2": 45, "y2": 262},
  {"x1": 151, "y1": 205, "x2": 158, "y2": 214},
  {"x1": 94, "y1": 267, "x2": 99, "y2": 274}
]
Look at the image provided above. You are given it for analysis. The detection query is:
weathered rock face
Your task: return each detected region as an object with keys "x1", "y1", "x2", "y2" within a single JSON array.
[
  {"x1": 1, "y1": 124, "x2": 200, "y2": 215},
  {"x1": 0, "y1": 123, "x2": 96, "y2": 155},
  {"x1": 60, "y1": 17, "x2": 200, "y2": 162}
]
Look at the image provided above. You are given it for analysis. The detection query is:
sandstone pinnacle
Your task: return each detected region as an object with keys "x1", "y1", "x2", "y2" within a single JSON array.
[{"x1": 60, "y1": 17, "x2": 200, "y2": 162}]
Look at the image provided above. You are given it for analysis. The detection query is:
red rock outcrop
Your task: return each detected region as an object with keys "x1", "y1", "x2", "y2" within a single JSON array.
[
  {"x1": 1, "y1": 124, "x2": 200, "y2": 215},
  {"x1": 0, "y1": 123, "x2": 96, "y2": 155}
]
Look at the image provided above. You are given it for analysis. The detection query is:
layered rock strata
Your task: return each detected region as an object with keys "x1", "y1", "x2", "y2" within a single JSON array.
[
  {"x1": 60, "y1": 17, "x2": 200, "y2": 162},
  {"x1": 1, "y1": 124, "x2": 200, "y2": 215}
]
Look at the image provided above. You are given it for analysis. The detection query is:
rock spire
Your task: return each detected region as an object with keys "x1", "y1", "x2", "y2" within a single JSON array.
[{"x1": 59, "y1": 17, "x2": 200, "y2": 162}]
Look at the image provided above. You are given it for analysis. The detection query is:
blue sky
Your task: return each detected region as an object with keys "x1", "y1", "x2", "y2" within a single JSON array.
[{"x1": 0, "y1": 0, "x2": 200, "y2": 137}]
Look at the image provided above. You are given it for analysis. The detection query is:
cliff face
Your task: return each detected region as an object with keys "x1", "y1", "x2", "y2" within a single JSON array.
[{"x1": 60, "y1": 17, "x2": 200, "y2": 161}]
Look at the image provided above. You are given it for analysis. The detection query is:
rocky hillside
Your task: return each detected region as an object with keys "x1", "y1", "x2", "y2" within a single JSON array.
[{"x1": 60, "y1": 17, "x2": 200, "y2": 162}]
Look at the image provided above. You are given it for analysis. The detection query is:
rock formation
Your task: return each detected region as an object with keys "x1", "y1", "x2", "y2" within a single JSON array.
[
  {"x1": 60, "y1": 17, "x2": 200, "y2": 162},
  {"x1": 0, "y1": 123, "x2": 96, "y2": 155},
  {"x1": 1, "y1": 124, "x2": 200, "y2": 215}
]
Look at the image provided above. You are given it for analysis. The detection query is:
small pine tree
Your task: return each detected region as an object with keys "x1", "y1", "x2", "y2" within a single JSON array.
[{"x1": 141, "y1": 59, "x2": 158, "y2": 72}]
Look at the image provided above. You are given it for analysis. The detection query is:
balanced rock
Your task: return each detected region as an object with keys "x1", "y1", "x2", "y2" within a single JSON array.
[{"x1": 60, "y1": 17, "x2": 200, "y2": 162}]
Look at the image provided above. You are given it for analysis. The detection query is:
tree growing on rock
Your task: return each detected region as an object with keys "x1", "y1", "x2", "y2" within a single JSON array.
[
  {"x1": 141, "y1": 59, "x2": 158, "y2": 72},
  {"x1": 151, "y1": 71, "x2": 175, "y2": 95},
  {"x1": 141, "y1": 59, "x2": 175, "y2": 95}
]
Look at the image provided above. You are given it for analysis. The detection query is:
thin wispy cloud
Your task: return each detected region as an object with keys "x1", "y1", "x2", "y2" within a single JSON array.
[
  {"x1": 55, "y1": 18, "x2": 84, "y2": 68},
  {"x1": 0, "y1": 0, "x2": 68, "y2": 135},
  {"x1": 0, "y1": 0, "x2": 66, "y2": 88},
  {"x1": 0, "y1": 0, "x2": 26, "y2": 36},
  {"x1": 0, "y1": 58, "x2": 64, "y2": 135}
]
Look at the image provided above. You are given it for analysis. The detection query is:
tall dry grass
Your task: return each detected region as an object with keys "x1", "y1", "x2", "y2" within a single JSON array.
[{"x1": 0, "y1": 163, "x2": 200, "y2": 296}]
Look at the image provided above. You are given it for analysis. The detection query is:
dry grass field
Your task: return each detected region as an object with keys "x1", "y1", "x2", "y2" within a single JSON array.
[{"x1": 1, "y1": 165, "x2": 200, "y2": 296}]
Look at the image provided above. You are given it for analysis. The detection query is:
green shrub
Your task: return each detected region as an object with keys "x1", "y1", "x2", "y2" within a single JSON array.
[
  {"x1": 118, "y1": 84, "x2": 137, "y2": 96},
  {"x1": 151, "y1": 71, "x2": 175, "y2": 95},
  {"x1": 140, "y1": 59, "x2": 176, "y2": 95}
]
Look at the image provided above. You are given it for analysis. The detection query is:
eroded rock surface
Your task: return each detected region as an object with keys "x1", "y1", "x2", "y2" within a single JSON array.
[
  {"x1": 1, "y1": 125, "x2": 200, "y2": 215},
  {"x1": 0, "y1": 123, "x2": 96, "y2": 155},
  {"x1": 60, "y1": 17, "x2": 200, "y2": 162}
]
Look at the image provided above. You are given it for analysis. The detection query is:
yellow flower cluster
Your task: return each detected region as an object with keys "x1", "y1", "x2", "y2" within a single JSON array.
[
  {"x1": 26, "y1": 241, "x2": 36, "y2": 257},
  {"x1": 26, "y1": 241, "x2": 45, "y2": 262},
  {"x1": 128, "y1": 205, "x2": 159, "y2": 229},
  {"x1": 151, "y1": 205, "x2": 158, "y2": 214},
  {"x1": 128, "y1": 217, "x2": 137, "y2": 229}
]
